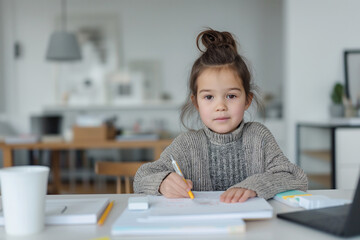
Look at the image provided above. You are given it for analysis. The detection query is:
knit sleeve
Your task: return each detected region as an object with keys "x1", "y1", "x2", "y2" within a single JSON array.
[
  {"x1": 231, "y1": 123, "x2": 308, "y2": 200},
  {"x1": 133, "y1": 134, "x2": 191, "y2": 195}
]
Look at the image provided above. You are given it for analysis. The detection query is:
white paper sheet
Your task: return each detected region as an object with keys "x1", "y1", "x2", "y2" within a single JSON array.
[{"x1": 140, "y1": 191, "x2": 273, "y2": 222}]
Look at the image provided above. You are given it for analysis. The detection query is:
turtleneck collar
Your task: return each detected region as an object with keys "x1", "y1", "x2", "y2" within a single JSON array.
[{"x1": 203, "y1": 120, "x2": 245, "y2": 145}]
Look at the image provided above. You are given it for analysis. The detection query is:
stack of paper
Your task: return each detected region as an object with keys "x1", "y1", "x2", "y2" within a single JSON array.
[
  {"x1": 112, "y1": 191, "x2": 273, "y2": 236},
  {"x1": 116, "y1": 133, "x2": 159, "y2": 142},
  {"x1": 112, "y1": 209, "x2": 245, "y2": 235}
]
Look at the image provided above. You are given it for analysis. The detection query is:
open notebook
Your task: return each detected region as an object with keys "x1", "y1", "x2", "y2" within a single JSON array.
[
  {"x1": 0, "y1": 198, "x2": 109, "y2": 225},
  {"x1": 112, "y1": 191, "x2": 272, "y2": 236}
]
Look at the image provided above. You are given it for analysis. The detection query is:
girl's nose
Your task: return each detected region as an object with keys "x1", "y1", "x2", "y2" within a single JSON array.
[{"x1": 216, "y1": 101, "x2": 227, "y2": 111}]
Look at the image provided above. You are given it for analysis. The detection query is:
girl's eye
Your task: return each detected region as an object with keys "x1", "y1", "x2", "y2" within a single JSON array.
[
  {"x1": 204, "y1": 95, "x2": 213, "y2": 100},
  {"x1": 227, "y1": 94, "x2": 237, "y2": 99}
]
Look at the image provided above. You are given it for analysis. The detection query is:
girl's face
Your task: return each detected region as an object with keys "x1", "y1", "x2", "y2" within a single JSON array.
[{"x1": 192, "y1": 67, "x2": 252, "y2": 134}]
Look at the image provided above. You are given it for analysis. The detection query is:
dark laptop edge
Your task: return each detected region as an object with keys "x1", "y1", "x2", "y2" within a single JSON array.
[
  {"x1": 277, "y1": 176, "x2": 360, "y2": 237},
  {"x1": 343, "y1": 177, "x2": 360, "y2": 236}
]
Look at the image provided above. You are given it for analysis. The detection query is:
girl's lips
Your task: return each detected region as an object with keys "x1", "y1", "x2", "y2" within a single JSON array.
[{"x1": 215, "y1": 117, "x2": 230, "y2": 121}]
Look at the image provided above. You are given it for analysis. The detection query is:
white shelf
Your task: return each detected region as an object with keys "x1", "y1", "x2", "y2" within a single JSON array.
[
  {"x1": 44, "y1": 102, "x2": 182, "y2": 112},
  {"x1": 299, "y1": 118, "x2": 360, "y2": 127}
]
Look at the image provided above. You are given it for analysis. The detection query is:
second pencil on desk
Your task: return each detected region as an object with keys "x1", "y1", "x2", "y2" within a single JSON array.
[{"x1": 170, "y1": 156, "x2": 194, "y2": 199}]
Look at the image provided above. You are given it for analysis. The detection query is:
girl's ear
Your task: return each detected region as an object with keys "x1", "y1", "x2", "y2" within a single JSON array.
[
  {"x1": 245, "y1": 93, "x2": 253, "y2": 110},
  {"x1": 191, "y1": 95, "x2": 199, "y2": 110}
]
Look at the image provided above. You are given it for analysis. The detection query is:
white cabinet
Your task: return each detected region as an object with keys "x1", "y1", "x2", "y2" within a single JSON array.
[
  {"x1": 335, "y1": 128, "x2": 360, "y2": 190},
  {"x1": 297, "y1": 122, "x2": 360, "y2": 190}
]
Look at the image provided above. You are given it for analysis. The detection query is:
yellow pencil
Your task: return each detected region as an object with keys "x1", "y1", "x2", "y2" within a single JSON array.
[
  {"x1": 97, "y1": 201, "x2": 114, "y2": 226},
  {"x1": 170, "y1": 155, "x2": 195, "y2": 199}
]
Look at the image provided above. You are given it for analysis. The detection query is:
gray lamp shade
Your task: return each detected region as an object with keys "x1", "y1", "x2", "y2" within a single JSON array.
[{"x1": 46, "y1": 31, "x2": 82, "y2": 61}]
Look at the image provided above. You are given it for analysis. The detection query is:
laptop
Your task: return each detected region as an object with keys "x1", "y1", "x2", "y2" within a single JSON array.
[{"x1": 277, "y1": 177, "x2": 360, "y2": 237}]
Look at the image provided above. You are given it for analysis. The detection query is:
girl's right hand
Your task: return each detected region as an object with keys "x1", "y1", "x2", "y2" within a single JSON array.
[{"x1": 159, "y1": 172, "x2": 193, "y2": 198}]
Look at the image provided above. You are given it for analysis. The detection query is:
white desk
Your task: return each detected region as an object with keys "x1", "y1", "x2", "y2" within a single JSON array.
[{"x1": 0, "y1": 190, "x2": 358, "y2": 240}]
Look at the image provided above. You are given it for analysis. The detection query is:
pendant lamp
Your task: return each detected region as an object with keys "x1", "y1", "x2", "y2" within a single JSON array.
[{"x1": 46, "y1": 0, "x2": 81, "y2": 61}]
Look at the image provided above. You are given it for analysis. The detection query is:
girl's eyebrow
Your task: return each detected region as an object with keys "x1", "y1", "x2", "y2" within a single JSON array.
[
  {"x1": 198, "y1": 89, "x2": 212, "y2": 93},
  {"x1": 227, "y1": 88, "x2": 242, "y2": 92},
  {"x1": 199, "y1": 88, "x2": 241, "y2": 93}
]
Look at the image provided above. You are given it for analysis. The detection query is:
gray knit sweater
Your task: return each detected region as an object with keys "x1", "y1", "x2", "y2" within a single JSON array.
[{"x1": 133, "y1": 121, "x2": 308, "y2": 200}]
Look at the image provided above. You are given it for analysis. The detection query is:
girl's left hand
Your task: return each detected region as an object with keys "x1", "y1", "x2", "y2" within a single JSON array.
[{"x1": 220, "y1": 188, "x2": 257, "y2": 203}]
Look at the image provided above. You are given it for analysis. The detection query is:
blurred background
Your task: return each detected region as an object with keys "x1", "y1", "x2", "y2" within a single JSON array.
[{"x1": 0, "y1": 0, "x2": 359, "y2": 193}]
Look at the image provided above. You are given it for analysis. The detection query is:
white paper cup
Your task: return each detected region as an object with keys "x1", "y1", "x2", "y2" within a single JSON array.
[{"x1": 0, "y1": 166, "x2": 49, "y2": 236}]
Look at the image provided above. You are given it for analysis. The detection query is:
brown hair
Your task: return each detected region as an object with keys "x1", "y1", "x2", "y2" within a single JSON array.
[{"x1": 180, "y1": 29, "x2": 261, "y2": 129}]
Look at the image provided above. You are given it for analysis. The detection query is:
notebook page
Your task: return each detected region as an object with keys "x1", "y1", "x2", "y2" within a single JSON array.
[{"x1": 141, "y1": 191, "x2": 272, "y2": 222}]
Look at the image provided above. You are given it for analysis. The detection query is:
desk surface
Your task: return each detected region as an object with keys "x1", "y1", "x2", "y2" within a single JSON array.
[{"x1": 0, "y1": 190, "x2": 357, "y2": 240}]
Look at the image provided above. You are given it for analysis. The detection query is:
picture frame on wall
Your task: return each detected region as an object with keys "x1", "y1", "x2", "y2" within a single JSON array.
[
  {"x1": 107, "y1": 71, "x2": 144, "y2": 105},
  {"x1": 344, "y1": 50, "x2": 360, "y2": 109}
]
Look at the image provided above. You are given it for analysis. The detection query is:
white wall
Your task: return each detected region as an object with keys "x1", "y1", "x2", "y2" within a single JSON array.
[
  {"x1": 0, "y1": 0, "x2": 17, "y2": 121},
  {"x1": 284, "y1": 0, "x2": 360, "y2": 161},
  {"x1": 0, "y1": 0, "x2": 4, "y2": 113},
  {"x1": 1, "y1": 0, "x2": 284, "y2": 134}
]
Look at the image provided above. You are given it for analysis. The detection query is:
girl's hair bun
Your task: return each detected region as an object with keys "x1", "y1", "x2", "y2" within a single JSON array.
[{"x1": 196, "y1": 29, "x2": 237, "y2": 53}]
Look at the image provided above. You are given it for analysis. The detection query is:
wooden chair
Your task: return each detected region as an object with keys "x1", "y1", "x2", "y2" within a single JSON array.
[{"x1": 95, "y1": 161, "x2": 147, "y2": 194}]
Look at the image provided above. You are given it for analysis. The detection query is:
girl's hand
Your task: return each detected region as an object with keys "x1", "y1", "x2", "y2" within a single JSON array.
[
  {"x1": 159, "y1": 172, "x2": 193, "y2": 198},
  {"x1": 220, "y1": 187, "x2": 257, "y2": 203}
]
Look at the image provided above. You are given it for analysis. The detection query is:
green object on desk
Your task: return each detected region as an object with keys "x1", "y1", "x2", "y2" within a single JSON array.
[
  {"x1": 276, "y1": 190, "x2": 309, "y2": 198},
  {"x1": 274, "y1": 190, "x2": 312, "y2": 207}
]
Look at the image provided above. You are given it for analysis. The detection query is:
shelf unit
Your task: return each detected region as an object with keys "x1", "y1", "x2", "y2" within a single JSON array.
[
  {"x1": 296, "y1": 121, "x2": 360, "y2": 190},
  {"x1": 302, "y1": 150, "x2": 331, "y2": 162}
]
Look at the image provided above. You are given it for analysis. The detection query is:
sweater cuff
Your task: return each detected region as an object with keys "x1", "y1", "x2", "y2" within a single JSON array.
[{"x1": 139, "y1": 171, "x2": 172, "y2": 196}]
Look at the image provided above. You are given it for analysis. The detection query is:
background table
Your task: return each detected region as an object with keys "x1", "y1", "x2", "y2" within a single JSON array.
[{"x1": 0, "y1": 139, "x2": 173, "y2": 193}]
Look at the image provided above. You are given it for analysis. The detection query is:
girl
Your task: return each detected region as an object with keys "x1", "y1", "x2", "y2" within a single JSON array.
[{"x1": 134, "y1": 29, "x2": 308, "y2": 203}]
